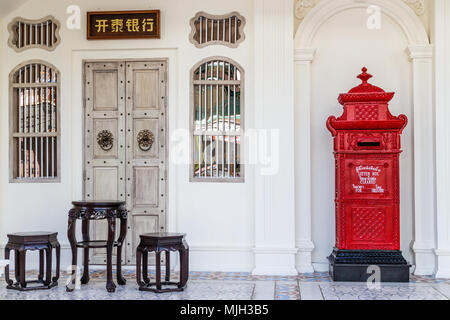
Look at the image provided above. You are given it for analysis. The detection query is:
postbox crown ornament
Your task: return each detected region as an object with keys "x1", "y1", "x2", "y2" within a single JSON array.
[
  {"x1": 326, "y1": 67, "x2": 410, "y2": 283},
  {"x1": 327, "y1": 67, "x2": 407, "y2": 137}
]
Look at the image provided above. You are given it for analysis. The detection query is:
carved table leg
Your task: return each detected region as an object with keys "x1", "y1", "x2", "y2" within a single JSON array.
[
  {"x1": 14, "y1": 250, "x2": 20, "y2": 284},
  {"x1": 155, "y1": 251, "x2": 161, "y2": 291},
  {"x1": 165, "y1": 251, "x2": 170, "y2": 282},
  {"x1": 116, "y1": 217, "x2": 127, "y2": 285},
  {"x1": 53, "y1": 242, "x2": 61, "y2": 284},
  {"x1": 143, "y1": 250, "x2": 150, "y2": 284},
  {"x1": 4, "y1": 247, "x2": 12, "y2": 287},
  {"x1": 44, "y1": 245, "x2": 52, "y2": 286},
  {"x1": 67, "y1": 217, "x2": 77, "y2": 292},
  {"x1": 38, "y1": 250, "x2": 44, "y2": 282},
  {"x1": 136, "y1": 247, "x2": 144, "y2": 289},
  {"x1": 19, "y1": 249, "x2": 26, "y2": 288},
  {"x1": 106, "y1": 216, "x2": 116, "y2": 293},
  {"x1": 81, "y1": 219, "x2": 90, "y2": 285}
]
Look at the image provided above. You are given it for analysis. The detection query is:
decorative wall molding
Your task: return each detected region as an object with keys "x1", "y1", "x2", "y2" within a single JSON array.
[
  {"x1": 189, "y1": 11, "x2": 246, "y2": 48},
  {"x1": 295, "y1": 0, "x2": 320, "y2": 21},
  {"x1": 295, "y1": 0, "x2": 426, "y2": 22},
  {"x1": 7, "y1": 16, "x2": 61, "y2": 52},
  {"x1": 402, "y1": 0, "x2": 426, "y2": 16},
  {"x1": 295, "y1": 0, "x2": 429, "y2": 46}
]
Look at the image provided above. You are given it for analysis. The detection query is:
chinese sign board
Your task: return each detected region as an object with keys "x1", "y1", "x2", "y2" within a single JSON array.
[{"x1": 87, "y1": 10, "x2": 160, "y2": 40}]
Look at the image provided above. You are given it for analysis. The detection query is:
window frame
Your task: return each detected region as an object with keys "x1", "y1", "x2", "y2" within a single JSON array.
[
  {"x1": 190, "y1": 56, "x2": 245, "y2": 183},
  {"x1": 9, "y1": 60, "x2": 61, "y2": 183},
  {"x1": 189, "y1": 11, "x2": 246, "y2": 49},
  {"x1": 7, "y1": 16, "x2": 61, "y2": 53}
]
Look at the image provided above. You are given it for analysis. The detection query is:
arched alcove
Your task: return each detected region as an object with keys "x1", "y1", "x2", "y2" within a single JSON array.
[{"x1": 293, "y1": 0, "x2": 435, "y2": 275}]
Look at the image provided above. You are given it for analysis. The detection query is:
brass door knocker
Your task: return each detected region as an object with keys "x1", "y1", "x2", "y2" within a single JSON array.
[
  {"x1": 137, "y1": 130, "x2": 155, "y2": 151},
  {"x1": 97, "y1": 130, "x2": 114, "y2": 151}
]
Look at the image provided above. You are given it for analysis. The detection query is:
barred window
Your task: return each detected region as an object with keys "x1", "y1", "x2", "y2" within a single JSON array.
[
  {"x1": 7, "y1": 16, "x2": 61, "y2": 52},
  {"x1": 9, "y1": 61, "x2": 60, "y2": 182},
  {"x1": 189, "y1": 12, "x2": 246, "y2": 48},
  {"x1": 191, "y1": 57, "x2": 244, "y2": 182}
]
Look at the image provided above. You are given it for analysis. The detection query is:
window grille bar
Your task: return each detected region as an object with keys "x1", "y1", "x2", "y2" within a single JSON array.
[
  {"x1": 205, "y1": 18, "x2": 208, "y2": 43},
  {"x1": 51, "y1": 68, "x2": 54, "y2": 177},
  {"x1": 234, "y1": 17, "x2": 237, "y2": 44},
  {"x1": 18, "y1": 22, "x2": 21, "y2": 49},
  {"x1": 18, "y1": 70, "x2": 22, "y2": 178},
  {"x1": 199, "y1": 17, "x2": 202, "y2": 44}
]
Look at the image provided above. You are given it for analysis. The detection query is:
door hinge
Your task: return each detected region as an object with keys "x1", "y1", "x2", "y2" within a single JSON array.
[{"x1": 83, "y1": 170, "x2": 86, "y2": 181}]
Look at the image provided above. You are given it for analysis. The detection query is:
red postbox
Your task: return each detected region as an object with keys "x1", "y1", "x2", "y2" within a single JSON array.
[{"x1": 326, "y1": 68, "x2": 410, "y2": 282}]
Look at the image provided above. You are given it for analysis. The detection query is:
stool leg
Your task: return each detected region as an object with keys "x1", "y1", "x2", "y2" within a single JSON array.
[
  {"x1": 4, "y1": 248, "x2": 12, "y2": 286},
  {"x1": 19, "y1": 249, "x2": 26, "y2": 288},
  {"x1": 38, "y1": 250, "x2": 44, "y2": 282},
  {"x1": 67, "y1": 217, "x2": 77, "y2": 292},
  {"x1": 155, "y1": 251, "x2": 161, "y2": 291},
  {"x1": 136, "y1": 248, "x2": 144, "y2": 288},
  {"x1": 165, "y1": 251, "x2": 170, "y2": 282},
  {"x1": 179, "y1": 244, "x2": 189, "y2": 289},
  {"x1": 106, "y1": 217, "x2": 116, "y2": 293},
  {"x1": 81, "y1": 219, "x2": 90, "y2": 284},
  {"x1": 53, "y1": 243, "x2": 60, "y2": 283},
  {"x1": 116, "y1": 217, "x2": 127, "y2": 285},
  {"x1": 44, "y1": 246, "x2": 52, "y2": 286},
  {"x1": 142, "y1": 251, "x2": 149, "y2": 284},
  {"x1": 14, "y1": 250, "x2": 20, "y2": 284}
]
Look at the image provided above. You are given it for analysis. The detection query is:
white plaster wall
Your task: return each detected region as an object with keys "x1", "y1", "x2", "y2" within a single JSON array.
[
  {"x1": 0, "y1": 0, "x2": 255, "y2": 271},
  {"x1": 308, "y1": 8, "x2": 415, "y2": 269}
]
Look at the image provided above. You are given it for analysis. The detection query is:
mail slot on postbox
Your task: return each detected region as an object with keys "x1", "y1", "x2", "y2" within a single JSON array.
[{"x1": 326, "y1": 68, "x2": 410, "y2": 282}]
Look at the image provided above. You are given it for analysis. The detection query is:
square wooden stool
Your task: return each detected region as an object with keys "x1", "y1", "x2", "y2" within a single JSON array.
[
  {"x1": 4, "y1": 232, "x2": 60, "y2": 291},
  {"x1": 136, "y1": 233, "x2": 189, "y2": 293}
]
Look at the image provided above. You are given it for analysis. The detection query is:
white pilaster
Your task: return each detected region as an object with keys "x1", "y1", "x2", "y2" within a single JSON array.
[
  {"x1": 294, "y1": 48, "x2": 316, "y2": 273},
  {"x1": 433, "y1": 0, "x2": 450, "y2": 279},
  {"x1": 253, "y1": 0, "x2": 298, "y2": 276},
  {"x1": 407, "y1": 45, "x2": 436, "y2": 276}
]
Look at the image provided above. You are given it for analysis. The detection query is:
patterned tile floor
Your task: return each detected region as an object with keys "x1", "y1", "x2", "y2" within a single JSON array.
[{"x1": 0, "y1": 270, "x2": 449, "y2": 300}]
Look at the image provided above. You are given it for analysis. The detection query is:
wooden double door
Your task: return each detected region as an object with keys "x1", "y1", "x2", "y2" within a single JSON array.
[{"x1": 83, "y1": 60, "x2": 167, "y2": 265}]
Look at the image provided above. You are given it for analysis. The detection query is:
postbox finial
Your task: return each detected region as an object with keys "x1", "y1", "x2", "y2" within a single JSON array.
[{"x1": 357, "y1": 67, "x2": 373, "y2": 84}]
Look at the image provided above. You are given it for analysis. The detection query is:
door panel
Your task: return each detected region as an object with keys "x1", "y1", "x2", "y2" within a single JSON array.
[
  {"x1": 84, "y1": 60, "x2": 167, "y2": 265},
  {"x1": 133, "y1": 70, "x2": 159, "y2": 109},
  {"x1": 133, "y1": 118, "x2": 160, "y2": 159},
  {"x1": 133, "y1": 167, "x2": 159, "y2": 208},
  {"x1": 93, "y1": 70, "x2": 119, "y2": 111},
  {"x1": 84, "y1": 62, "x2": 126, "y2": 264},
  {"x1": 126, "y1": 61, "x2": 167, "y2": 265},
  {"x1": 93, "y1": 119, "x2": 119, "y2": 159}
]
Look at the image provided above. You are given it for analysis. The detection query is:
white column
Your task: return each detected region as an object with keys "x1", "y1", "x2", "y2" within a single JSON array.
[
  {"x1": 433, "y1": 0, "x2": 450, "y2": 279},
  {"x1": 252, "y1": 0, "x2": 298, "y2": 275},
  {"x1": 407, "y1": 45, "x2": 436, "y2": 276},
  {"x1": 294, "y1": 48, "x2": 316, "y2": 273}
]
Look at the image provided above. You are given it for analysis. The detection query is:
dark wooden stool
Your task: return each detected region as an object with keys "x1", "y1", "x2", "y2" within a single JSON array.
[
  {"x1": 67, "y1": 201, "x2": 128, "y2": 293},
  {"x1": 136, "y1": 233, "x2": 189, "y2": 293},
  {"x1": 4, "y1": 232, "x2": 60, "y2": 291}
]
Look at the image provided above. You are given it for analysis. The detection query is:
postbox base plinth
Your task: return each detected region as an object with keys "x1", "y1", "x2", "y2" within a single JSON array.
[{"x1": 328, "y1": 248, "x2": 410, "y2": 282}]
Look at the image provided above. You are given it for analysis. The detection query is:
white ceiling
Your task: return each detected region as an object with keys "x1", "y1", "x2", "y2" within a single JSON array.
[{"x1": 0, "y1": 0, "x2": 29, "y2": 18}]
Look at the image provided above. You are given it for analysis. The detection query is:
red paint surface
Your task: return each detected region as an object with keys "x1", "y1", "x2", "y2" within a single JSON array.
[{"x1": 327, "y1": 68, "x2": 407, "y2": 251}]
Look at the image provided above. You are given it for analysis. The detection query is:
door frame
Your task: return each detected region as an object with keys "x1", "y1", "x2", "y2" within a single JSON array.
[{"x1": 81, "y1": 58, "x2": 169, "y2": 265}]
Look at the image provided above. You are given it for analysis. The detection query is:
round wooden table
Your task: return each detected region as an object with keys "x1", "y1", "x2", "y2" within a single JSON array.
[{"x1": 67, "y1": 201, "x2": 127, "y2": 293}]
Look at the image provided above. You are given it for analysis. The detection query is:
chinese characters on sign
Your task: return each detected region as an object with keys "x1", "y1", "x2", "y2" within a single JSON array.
[{"x1": 87, "y1": 10, "x2": 160, "y2": 40}]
